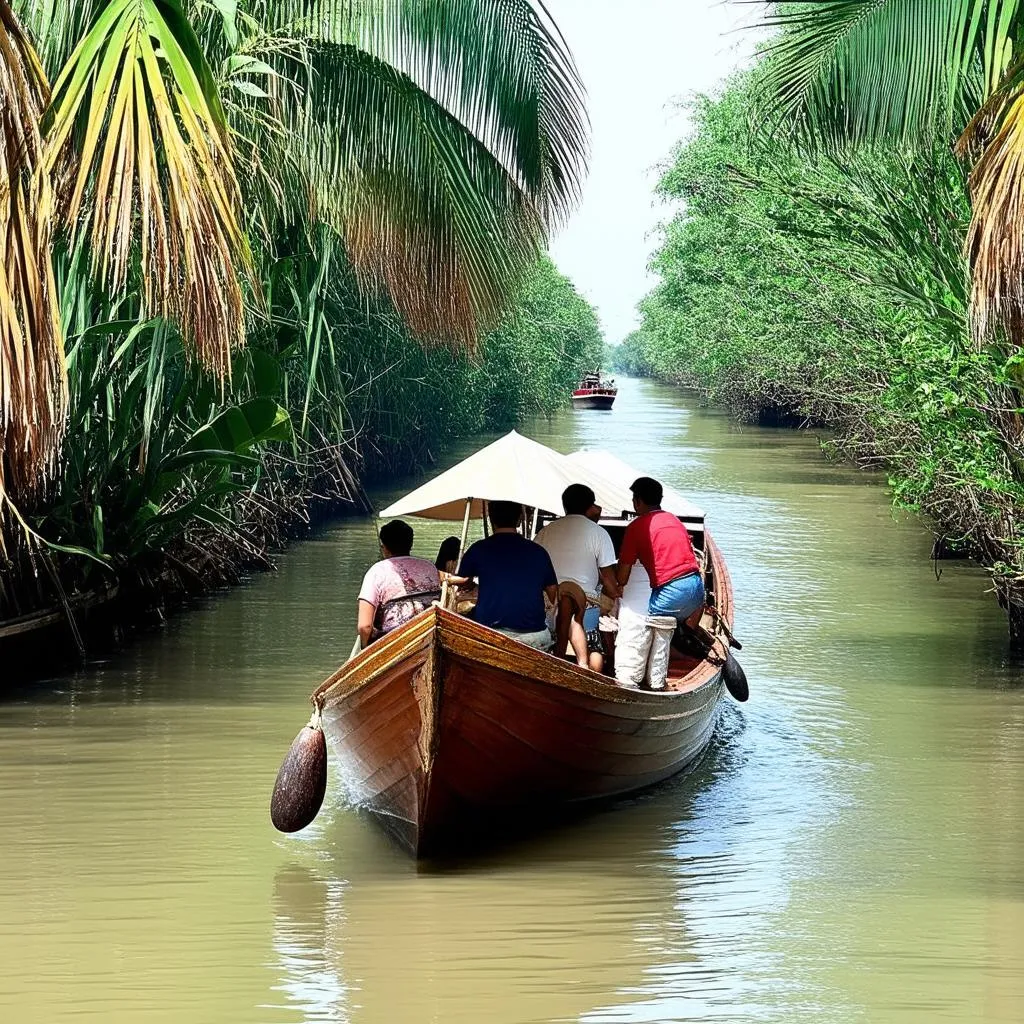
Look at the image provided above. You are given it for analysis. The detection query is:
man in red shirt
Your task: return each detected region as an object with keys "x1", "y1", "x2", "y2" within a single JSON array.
[{"x1": 616, "y1": 476, "x2": 704, "y2": 626}]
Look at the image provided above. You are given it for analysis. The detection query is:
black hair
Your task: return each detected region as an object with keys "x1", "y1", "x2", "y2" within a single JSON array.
[
  {"x1": 435, "y1": 536, "x2": 461, "y2": 570},
  {"x1": 488, "y1": 500, "x2": 523, "y2": 530},
  {"x1": 379, "y1": 519, "x2": 414, "y2": 556},
  {"x1": 630, "y1": 476, "x2": 663, "y2": 507},
  {"x1": 562, "y1": 483, "x2": 596, "y2": 516}
]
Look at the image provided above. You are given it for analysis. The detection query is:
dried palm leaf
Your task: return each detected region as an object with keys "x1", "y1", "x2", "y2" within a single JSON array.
[
  {"x1": 0, "y1": 0, "x2": 65, "y2": 508},
  {"x1": 960, "y1": 79, "x2": 1024, "y2": 344}
]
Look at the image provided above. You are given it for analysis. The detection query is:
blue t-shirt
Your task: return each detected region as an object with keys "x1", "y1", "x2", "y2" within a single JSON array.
[{"x1": 459, "y1": 533, "x2": 557, "y2": 632}]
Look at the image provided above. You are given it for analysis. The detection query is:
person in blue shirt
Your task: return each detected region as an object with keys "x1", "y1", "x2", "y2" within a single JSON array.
[{"x1": 449, "y1": 500, "x2": 558, "y2": 651}]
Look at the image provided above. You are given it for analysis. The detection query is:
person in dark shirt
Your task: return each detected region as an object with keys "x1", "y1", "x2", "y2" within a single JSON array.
[{"x1": 449, "y1": 500, "x2": 558, "y2": 650}]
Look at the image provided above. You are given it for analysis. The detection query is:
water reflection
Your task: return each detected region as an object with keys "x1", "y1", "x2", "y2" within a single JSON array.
[
  {"x1": 269, "y1": 865, "x2": 348, "y2": 1023},
  {"x1": 2, "y1": 378, "x2": 1023, "y2": 1024}
]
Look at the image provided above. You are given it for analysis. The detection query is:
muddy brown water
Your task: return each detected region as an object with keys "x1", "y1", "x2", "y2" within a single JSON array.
[{"x1": 2, "y1": 377, "x2": 1022, "y2": 1023}]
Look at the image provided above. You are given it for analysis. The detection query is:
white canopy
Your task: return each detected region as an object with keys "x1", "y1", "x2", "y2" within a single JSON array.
[
  {"x1": 379, "y1": 431, "x2": 636, "y2": 522},
  {"x1": 565, "y1": 450, "x2": 705, "y2": 521}
]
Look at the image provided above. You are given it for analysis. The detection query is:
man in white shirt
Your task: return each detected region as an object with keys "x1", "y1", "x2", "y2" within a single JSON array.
[{"x1": 536, "y1": 484, "x2": 619, "y2": 669}]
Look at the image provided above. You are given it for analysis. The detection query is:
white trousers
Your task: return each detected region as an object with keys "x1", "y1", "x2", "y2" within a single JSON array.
[{"x1": 615, "y1": 608, "x2": 676, "y2": 690}]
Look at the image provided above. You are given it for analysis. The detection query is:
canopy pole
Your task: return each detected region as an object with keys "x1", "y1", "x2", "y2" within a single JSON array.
[
  {"x1": 530, "y1": 506, "x2": 540, "y2": 539},
  {"x1": 441, "y1": 496, "x2": 473, "y2": 609},
  {"x1": 457, "y1": 497, "x2": 473, "y2": 571}
]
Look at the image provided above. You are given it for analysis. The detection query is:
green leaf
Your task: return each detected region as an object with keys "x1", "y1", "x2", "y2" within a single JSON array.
[
  {"x1": 183, "y1": 398, "x2": 293, "y2": 456},
  {"x1": 227, "y1": 55, "x2": 277, "y2": 77},
  {"x1": 231, "y1": 79, "x2": 269, "y2": 99},
  {"x1": 210, "y1": 0, "x2": 239, "y2": 48},
  {"x1": 92, "y1": 504, "x2": 105, "y2": 557},
  {"x1": 234, "y1": 348, "x2": 282, "y2": 397}
]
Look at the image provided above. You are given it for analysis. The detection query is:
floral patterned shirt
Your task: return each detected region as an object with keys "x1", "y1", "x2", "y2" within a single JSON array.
[{"x1": 357, "y1": 556, "x2": 442, "y2": 634}]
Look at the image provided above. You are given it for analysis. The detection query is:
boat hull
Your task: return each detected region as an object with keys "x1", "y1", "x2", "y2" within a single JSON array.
[
  {"x1": 572, "y1": 391, "x2": 616, "y2": 410},
  {"x1": 313, "y1": 539, "x2": 734, "y2": 856}
]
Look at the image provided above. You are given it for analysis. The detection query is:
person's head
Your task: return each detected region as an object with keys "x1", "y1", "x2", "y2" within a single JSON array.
[
  {"x1": 630, "y1": 476, "x2": 663, "y2": 514},
  {"x1": 562, "y1": 483, "x2": 596, "y2": 517},
  {"x1": 379, "y1": 519, "x2": 414, "y2": 558},
  {"x1": 585, "y1": 504, "x2": 602, "y2": 523},
  {"x1": 435, "y1": 536, "x2": 461, "y2": 570},
  {"x1": 488, "y1": 500, "x2": 523, "y2": 531}
]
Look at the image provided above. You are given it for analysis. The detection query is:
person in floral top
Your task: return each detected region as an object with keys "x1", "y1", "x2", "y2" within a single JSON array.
[{"x1": 357, "y1": 521, "x2": 442, "y2": 648}]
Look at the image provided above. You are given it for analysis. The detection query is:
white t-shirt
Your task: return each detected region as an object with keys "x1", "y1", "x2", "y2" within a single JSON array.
[
  {"x1": 535, "y1": 515, "x2": 616, "y2": 597},
  {"x1": 620, "y1": 560, "x2": 652, "y2": 616}
]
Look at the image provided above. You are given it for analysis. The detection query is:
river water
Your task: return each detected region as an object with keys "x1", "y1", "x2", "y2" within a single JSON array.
[{"x1": 2, "y1": 376, "x2": 1022, "y2": 1024}]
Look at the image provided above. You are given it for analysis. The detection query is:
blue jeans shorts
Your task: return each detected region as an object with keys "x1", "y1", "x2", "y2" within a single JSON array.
[
  {"x1": 583, "y1": 604, "x2": 603, "y2": 653},
  {"x1": 649, "y1": 572, "x2": 705, "y2": 621}
]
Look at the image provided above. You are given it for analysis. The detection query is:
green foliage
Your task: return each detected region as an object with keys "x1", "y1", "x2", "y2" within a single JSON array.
[
  {"x1": 612, "y1": 333, "x2": 652, "y2": 377},
  {"x1": 757, "y1": 0, "x2": 1019, "y2": 147},
  {"x1": 635, "y1": 71, "x2": 1024, "y2": 614},
  {"x1": 0, "y1": 2, "x2": 599, "y2": 624},
  {"x1": 1, "y1": 247, "x2": 600, "y2": 620}
]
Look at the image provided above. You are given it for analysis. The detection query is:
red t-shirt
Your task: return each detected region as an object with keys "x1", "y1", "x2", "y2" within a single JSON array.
[{"x1": 620, "y1": 510, "x2": 699, "y2": 588}]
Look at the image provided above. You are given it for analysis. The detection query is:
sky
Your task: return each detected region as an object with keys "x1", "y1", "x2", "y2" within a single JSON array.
[{"x1": 545, "y1": 1, "x2": 759, "y2": 344}]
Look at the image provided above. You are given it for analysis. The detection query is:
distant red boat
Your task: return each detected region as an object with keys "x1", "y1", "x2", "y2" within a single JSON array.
[{"x1": 572, "y1": 371, "x2": 617, "y2": 410}]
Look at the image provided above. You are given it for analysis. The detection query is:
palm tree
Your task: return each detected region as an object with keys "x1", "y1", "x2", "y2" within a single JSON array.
[
  {"x1": 0, "y1": 0, "x2": 587, "y2": 505},
  {"x1": 755, "y1": 0, "x2": 1024, "y2": 345}
]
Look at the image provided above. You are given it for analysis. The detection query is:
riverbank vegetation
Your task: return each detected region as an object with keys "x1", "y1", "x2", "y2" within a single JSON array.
[
  {"x1": 622, "y1": 3, "x2": 1024, "y2": 642},
  {"x1": 0, "y1": 2, "x2": 599, "y2": 635}
]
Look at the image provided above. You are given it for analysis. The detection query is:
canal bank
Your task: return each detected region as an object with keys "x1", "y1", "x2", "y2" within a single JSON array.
[{"x1": 2, "y1": 376, "x2": 1021, "y2": 1023}]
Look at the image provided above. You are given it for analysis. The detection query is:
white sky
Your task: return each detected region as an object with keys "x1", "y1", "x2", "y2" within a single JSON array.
[{"x1": 546, "y1": 1, "x2": 759, "y2": 344}]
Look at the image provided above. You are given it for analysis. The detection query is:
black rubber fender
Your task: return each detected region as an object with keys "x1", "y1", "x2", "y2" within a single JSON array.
[{"x1": 722, "y1": 652, "x2": 749, "y2": 702}]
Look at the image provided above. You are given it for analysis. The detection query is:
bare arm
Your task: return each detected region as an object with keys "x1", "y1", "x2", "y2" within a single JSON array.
[
  {"x1": 616, "y1": 560, "x2": 632, "y2": 587},
  {"x1": 600, "y1": 564, "x2": 621, "y2": 598},
  {"x1": 357, "y1": 600, "x2": 376, "y2": 649},
  {"x1": 544, "y1": 584, "x2": 558, "y2": 606}
]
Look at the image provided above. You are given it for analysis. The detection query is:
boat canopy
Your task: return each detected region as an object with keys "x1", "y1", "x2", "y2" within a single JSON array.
[
  {"x1": 379, "y1": 431, "x2": 705, "y2": 524},
  {"x1": 565, "y1": 450, "x2": 705, "y2": 522},
  {"x1": 380, "y1": 431, "x2": 637, "y2": 521}
]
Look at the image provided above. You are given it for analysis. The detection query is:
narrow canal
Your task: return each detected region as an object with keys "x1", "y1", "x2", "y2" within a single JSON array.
[{"x1": 2, "y1": 377, "x2": 1022, "y2": 1023}]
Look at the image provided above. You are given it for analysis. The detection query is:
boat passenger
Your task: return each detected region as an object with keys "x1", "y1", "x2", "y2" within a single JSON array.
[
  {"x1": 447, "y1": 501, "x2": 557, "y2": 651},
  {"x1": 357, "y1": 520, "x2": 442, "y2": 648},
  {"x1": 535, "y1": 484, "x2": 618, "y2": 670},
  {"x1": 435, "y1": 534, "x2": 478, "y2": 614},
  {"x1": 616, "y1": 477, "x2": 704, "y2": 628},
  {"x1": 435, "y1": 536, "x2": 462, "y2": 575}
]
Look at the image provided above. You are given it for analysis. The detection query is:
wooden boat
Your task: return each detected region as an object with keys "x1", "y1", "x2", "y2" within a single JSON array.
[
  {"x1": 272, "y1": 432, "x2": 742, "y2": 857},
  {"x1": 572, "y1": 370, "x2": 618, "y2": 410},
  {"x1": 306, "y1": 540, "x2": 732, "y2": 857}
]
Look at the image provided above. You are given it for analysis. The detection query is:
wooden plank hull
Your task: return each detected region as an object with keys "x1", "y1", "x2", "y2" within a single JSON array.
[{"x1": 314, "y1": 538, "x2": 733, "y2": 857}]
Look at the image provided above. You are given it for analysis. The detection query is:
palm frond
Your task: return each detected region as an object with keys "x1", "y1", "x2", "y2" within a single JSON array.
[
  {"x1": 757, "y1": 0, "x2": 1023, "y2": 146},
  {"x1": 263, "y1": 0, "x2": 588, "y2": 223},
  {"x1": 11, "y1": 0, "x2": 105, "y2": 80},
  {"x1": 271, "y1": 40, "x2": 546, "y2": 347},
  {"x1": 44, "y1": 0, "x2": 251, "y2": 379},
  {"x1": 0, "y1": 0, "x2": 66, "y2": 505}
]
